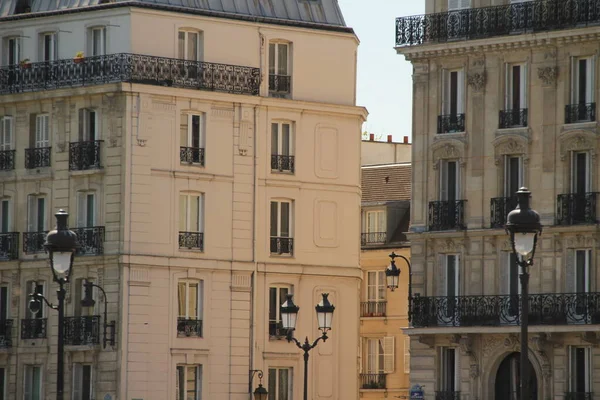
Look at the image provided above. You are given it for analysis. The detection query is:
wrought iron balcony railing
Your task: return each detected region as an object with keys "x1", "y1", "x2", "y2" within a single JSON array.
[
  {"x1": 180, "y1": 147, "x2": 205, "y2": 166},
  {"x1": 0, "y1": 53, "x2": 261, "y2": 96},
  {"x1": 0, "y1": 320, "x2": 12, "y2": 348},
  {"x1": 565, "y1": 103, "x2": 596, "y2": 124},
  {"x1": 20, "y1": 318, "x2": 47, "y2": 339},
  {"x1": 0, "y1": 232, "x2": 19, "y2": 261},
  {"x1": 435, "y1": 391, "x2": 461, "y2": 400},
  {"x1": 428, "y1": 200, "x2": 466, "y2": 231},
  {"x1": 0, "y1": 150, "x2": 15, "y2": 171},
  {"x1": 361, "y1": 301, "x2": 387, "y2": 317},
  {"x1": 491, "y1": 196, "x2": 518, "y2": 228},
  {"x1": 557, "y1": 192, "x2": 598, "y2": 225},
  {"x1": 177, "y1": 317, "x2": 203, "y2": 337},
  {"x1": 270, "y1": 237, "x2": 293, "y2": 255},
  {"x1": 395, "y1": 0, "x2": 600, "y2": 46},
  {"x1": 565, "y1": 393, "x2": 593, "y2": 400},
  {"x1": 438, "y1": 114, "x2": 465, "y2": 133},
  {"x1": 69, "y1": 140, "x2": 102, "y2": 171},
  {"x1": 64, "y1": 315, "x2": 100, "y2": 346},
  {"x1": 268, "y1": 320, "x2": 289, "y2": 338},
  {"x1": 269, "y1": 74, "x2": 291, "y2": 95},
  {"x1": 23, "y1": 231, "x2": 48, "y2": 254},
  {"x1": 411, "y1": 292, "x2": 600, "y2": 328},
  {"x1": 499, "y1": 108, "x2": 528, "y2": 129},
  {"x1": 360, "y1": 373, "x2": 386, "y2": 390},
  {"x1": 271, "y1": 155, "x2": 295, "y2": 173},
  {"x1": 178, "y1": 232, "x2": 204, "y2": 251},
  {"x1": 361, "y1": 232, "x2": 387, "y2": 246},
  {"x1": 73, "y1": 227, "x2": 105, "y2": 256},
  {"x1": 25, "y1": 147, "x2": 51, "y2": 169}
]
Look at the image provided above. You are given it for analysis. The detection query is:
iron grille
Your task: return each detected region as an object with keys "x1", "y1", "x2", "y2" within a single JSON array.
[
  {"x1": 178, "y1": 232, "x2": 204, "y2": 251},
  {"x1": 25, "y1": 147, "x2": 51, "y2": 169},
  {"x1": 360, "y1": 374, "x2": 386, "y2": 390},
  {"x1": 69, "y1": 140, "x2": 102, "y2": 170},
  {"x1": 20, "y1": 318, "x2": 47, "y2": 339},
  {"x1": 271, "y1": 155, "x2": 295, "y2": 173},
  {"x1": 361, "y1": 232, "x2": 387, "y2": 246},
  {"x1": 180, "y1": 147, "x2": 205, "y2": 166},
  {"x1": 64, "y1": 316, "x2": 100, "y2": 346},
  {"x1": 565, "y1": 103, "x2": 596, "y2": 124},
  {"x1": 499, "y1": 108, "x2": 528, "y2": 129},
  {"x1": 557, "y1": 192, "x2": 598, "y2": 225},
  {"x1": 0, "y1": 320, "x2": 12, "y2": 348},
  {"x1": 0, "y1": 233, "x2": 19, "y2": 261},
  {"x1": 270, "y1": 237, "x2": 293, "y2": 255},
  {"x1": 269, "y1": 74, "x2": 291, "y2": 95},
  {"x1": 23, "y1": 231, "x2": 48, "y2": 254},
  {"x1": 435, "y1": 392, "x2": 461, "y2": 400},
  {"x1": 177, "y1": 317, "x2": 203, "y2": 337},
  {"x1": 428, "y1": 200, "x2": 466, "y2": 231},
  {"x1": 360, "y1": 301, "x2": 387, "y2": 317},
  {"x1": 0, "y1": 150, "x2": 15, "y2": 171},
  {"x1": 438, "y1": 114, "x2": 465, "y2": 133},
  {"x1": 565, "y1": 393, "x2": 593, "y2": 400},
  {"x1": 73, "y1": 227, "x2": 105, "y2": 256},
  {"x1": 491, "y1": 196, "x2": 518, "y2": 228}
]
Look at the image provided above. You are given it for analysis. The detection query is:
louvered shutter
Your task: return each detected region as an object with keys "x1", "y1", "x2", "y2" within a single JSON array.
[
  {"x1": 72, "y1": 364, "x2": 82, "y2": 400},
  {"x1": 180, "y1": 114, "x2": 189, "y2": 147},
  {"x1": 35, "y1": 115, "x2": 49, "y2": 148},
  {"x1": 566, "y1": 249, "x2": 575, "y2": 293},
  {"x1": 404, "y1": 336, "x2": 411, "y2": 373},
  {"x1": 198, "y1": 195, "x2": 204, "y2": 233},
  {"x1": 383, "y1": 336, "x2": 395, "y2": 373}
]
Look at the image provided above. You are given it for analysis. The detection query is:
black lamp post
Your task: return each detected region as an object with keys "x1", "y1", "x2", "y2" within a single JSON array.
[
  {"x1": 505, "y1": 187, "x2": 542, "y2": 400},
  {"x1": 280, "y1": 293, "x2": 335, "y2": 400},
  {"x1": 81, "y1": 280, "x2": 116, "y2": 348},
  {"x1": 249, "y1": 369, "x2": 268, "y2": 400},
  {"x1": 385, "y1": 251, "x2": 413, "y2": 322}
]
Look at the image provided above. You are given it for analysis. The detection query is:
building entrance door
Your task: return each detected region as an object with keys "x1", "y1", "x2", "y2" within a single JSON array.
[{"x1": 494, "y1": 352, "x2": 538, "y2": 400}]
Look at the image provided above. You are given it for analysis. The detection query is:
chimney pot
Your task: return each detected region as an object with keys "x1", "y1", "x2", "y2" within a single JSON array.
[
  {"x1": 369, "y1": 133, "x2": 374, "y2": 141},
  {"x1": 403, "y1": 136, "x2": 409, "y2": 144},
  {"x1": 387, "y1": 135, "x2": 392, "y2": 143}
]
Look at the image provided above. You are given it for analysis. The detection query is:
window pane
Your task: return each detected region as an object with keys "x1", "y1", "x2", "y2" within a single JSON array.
[
  {"x1": 282, "y1": 124, "x2": 290, "y2": 156},
  {"x1": 82, "y1": 365, "x2": 91, "y2": 400},
  {"x1": 178, "y1": 283, "x2": 186, "y2": 317},
  {"x1": 191, "y1": 115, "x2": 201, "y2": 148},
  {"x1": 178, "y1": 32, "x2": 185, "y2": 59},
  {"x1": 188, "y1": 33, "x2": 198, "y2": 61},
  {"x1": 268, "y1": 369, "x2": 276, "y2": 400},
  {"x1": 268, "y1": 44, "x2": 275, "y2": 74},
  {"x1": 179, "y1": 195, "x2": 187, "y2": 231},
  {"x1": 279, "y1": 369, "x2": 289, "y2": 400},
  {"x1": 0, "y1": 287, "x2": 6, "y2": 321},
  {"x1": 191, "y1": 196, "x2": 200, "y2": 232},
  {"x1": 270, "y1": 202, "x2": 278, "y2": 236},
  {"x1": 188, "y1": 283, "x2": 198, "y2": 318},
  {"x1": 86, "y1": 194, "x2": 95, "y2": 227},
  {"x1": 278, "y1": 44, "x2": 288, "y2": 75},
  {"x1": 1, "y1": 200, "x2": 8, "y2": 233},
  {"x1": 271, "y1": 124, "x2": 279, "y2": 155},
  {"x1": 367, "y1": 272, "x2": 376, "y2": 300},
  {"x1": 32, "y1": 366, "x2": 41, "y2": 400},
  {"x1": 280, "y1": 202, "x2": 290, "y2": 237},
  {"x1": 378, "y1": 272, "x2": 386, "y2": 300},
  {"x1": 37, "y1": 198, "x2": 45, "y2": 231},
  {"x1": 269, "y1": 287, "x2": 277, "y2": 321}
]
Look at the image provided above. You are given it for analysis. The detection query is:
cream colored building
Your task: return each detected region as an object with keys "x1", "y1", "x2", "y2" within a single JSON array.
[
  {"x1": 361, "y1": 136, "x2": 412, "y2": 166},
  {"x1": 0, "y1": 1, "x2": 366, "y2": 399},
  {"x1": 397, "y1": 1, "x2": 600, "y2": 399}
]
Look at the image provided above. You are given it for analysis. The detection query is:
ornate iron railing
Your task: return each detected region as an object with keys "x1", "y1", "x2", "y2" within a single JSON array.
[
  {"x1": 361, "y1": 232, "x2": 387, "y2": 246},
  {"x1": 25, "y1": 147, "x2": 51, "y2": 169},
  {"x1": 565, "y1": 392, "x2": 593, "y2": 400},
  {"x1": 411, "y1": 292, "x2": 600, "y2": 328},
  {"x1": 0, "y1": 150, "x2": 15, "y2": 171},
  {"x1": 73, "y1": 227, "x2": 105, "y2": 256},
  {"x1": 438, "y1": 114, "x2": 465, "y2": 133},
  {"x1": 268, "y1": 320, "x2": 289, "y2": 338},
  {"x1": 270, "y1": 237, "x2": 293, "y2": 255},
  {"x1": 23, "y1": 231, "x2": 48, "y2": 254},
  {"x1": 178, "y1": 232, "x2": 204, "y2": 250},
  {"x1": 360, "y1": 373, "x2": 386, "y2": 390},
  {"x1": 64, "y1": 315, "x2": 100, "y2": 346},
  {"x1": 499, "y1": 108, "x2": 528, "y2": 129},
  {"x1": 565, "y1": 102, "x2": 596, "y2": 123},
  {"x1": 0, "y1": 320, "x2": 12, "y2": 348},
  {"x1": 180, "y1": 147, "x2": 205, "y2": 166},
  {"x1": 69, "y1": 140, "x2": 102, "y2": 171},
  {"x1": 491, "y1": 196, "x2": 518, "y2": 228},
  {"x1": 428, "y1": 200, "x2": 466, "y2": 231},
  {"x1": 361, "y1": 301, "x2": 387, "y2": 317},
  {"x1": 20, "y1": 318, "x2": 47, "y2": 339},
  {"x1": 435, "y1": 391, "x2": 461, "y2": 400},
  {"x1": 557, "y1": 192, "x2": 598, "y2": 225},
  {"x1": 269, "y1": 74, "x2": 291, "y2": 95},
  {"x1": 271, "y1": 155, "x2": 295, "y2": 173},
  {"x1": 0, "y1": 54, "x2": 261, "y2": 96},
  {"x1": 395, "y1": 0, "x2": 600, "y2": 46},
  {"x1": 0, "y1": 232, "x2": 19, "y2": 261},
  {"x1": 177, "y1": 317, "x2": 203, "y2": 337}
]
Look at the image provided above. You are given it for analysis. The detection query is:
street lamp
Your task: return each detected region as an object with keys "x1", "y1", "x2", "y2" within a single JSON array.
[
  {"x1": 249, "y1": 370, "x2": 268, "y2": 400},
  {"x1": 385, "y1": 252, "x2": 413, "y2": 322},
  {"x1": 280, "y1": 293, "x2": 335, "y2": 400},
  {"x1": 505, "y1": 187, "x2": 542, "y2": 400},
  {"x1": 81, "y1": 280, "x2": 116, "y2": 348}
]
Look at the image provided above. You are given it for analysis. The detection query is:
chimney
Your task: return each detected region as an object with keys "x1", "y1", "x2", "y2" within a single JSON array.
[
  {"x1": 369, "y1": 133, "x2": 374, "y2": 141},
  {"x1": 387, "y1": 135, "x2": 393, "y2": 143},
  {"x1": 403, "y1": 136, "x2": 409, "y2": 144}
]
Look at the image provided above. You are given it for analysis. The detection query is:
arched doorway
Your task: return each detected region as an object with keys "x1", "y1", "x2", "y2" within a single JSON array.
[{"x1": 495, "y1": 352, "x2": 538, "y2": 400}]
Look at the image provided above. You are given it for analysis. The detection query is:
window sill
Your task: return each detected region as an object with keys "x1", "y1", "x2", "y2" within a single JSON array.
[
  {"x1": 271, "y1": 169, "x2": 294, "y2": 175},
  {"x1": 64, "y1": 344, "x2": 99, "y2": 351},
  {"x1": 177, "y1": 334, "x2": 204, "y2": 339},
  {"x1": 433, "y1": 131, "x2": 466, "y2": 139},
  {"x1": 269, "y1": 253, "x2": 294, "y2": 258},
  {"x1": 180, "y1": 162, "x2": 205, "y2": 167},
  {"x1": 269, "y1": 335, "x2": 288, "y2": 341},
  {"x1": 179, "y1": 248, "x2": 204, "y2": 253},
  {"x1": 69, "y1": 167, "x2": 105, "y2": 177},
  {"x1": 561, "y1": 121, "x2": 597, "y2": 132}
]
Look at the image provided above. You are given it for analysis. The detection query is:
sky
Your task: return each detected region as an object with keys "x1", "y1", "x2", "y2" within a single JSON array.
[{"x1": 337, "y1": 0, "x2": 426, "y2": 143}]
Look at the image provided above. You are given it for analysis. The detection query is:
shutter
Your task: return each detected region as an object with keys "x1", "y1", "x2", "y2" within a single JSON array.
[
  {"x1": 571, "y1": 57, "x2": 577, "y2": 104},
  {"x1": 440, "y1": 161, "x2": 448, "y2": 200},
  {"x1": 383, "y1": 336, "x2": 395, "y2": 373},
  {"x1": 269, "y1": 43, "x2": 276, "y2": 74},
  {"x1": 566, "y1": 249, "x2": 575, "y2": 293},
  {"x1": 504, "y1": 64, "x2": 510, "y2": 110},
  {"x1": 72, "y1": 364, "x2": 82, "y2": 400},
  {"x1": 454, "y1": 349, "x2": 461, "y2": 390},
  {"x1": 271, "y1": 123, "x2": 279, "y2": 155},
  {"x1": 404, "y1": 336, "x2": 411, "y2": 373},
  {"x1": 457, "y1": 70, "x2": 465, "y2": 114},
  {"x1": 1, "y1": 117, "x2": 12, "y2": 151},
  {"x1": 27, "y1": 196, "x2": 36, "y2": 232},
  {"x1": 586, "y1": 250, "x2": 591, "y2": 292},
  {"x1": 520, "y1": 64, "x2": 527, "y2": 107},
  {"x1": 179, "y1": 195, "x2": 187, "y2": 231},
  {"x1": 197, "y1": 280, "x2": 204, "y2": 320},
  {"x1": 455, "y1": 254, "x2": 461, "y2": 296},
  {"x1": 0, "y1": 119, "x2": 3, "y2": 151},
  {"x1": 77, "y1": 193, "x2": 86, "y2": 228}
]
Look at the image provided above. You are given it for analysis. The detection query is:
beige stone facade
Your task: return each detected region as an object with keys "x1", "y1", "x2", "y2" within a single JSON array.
[
  {"x1": 397, "y1": 0, "x2": 600, "y2": 399},
  {"x1": 0, "y1": 1, "x2": 365, "y2": 399}
]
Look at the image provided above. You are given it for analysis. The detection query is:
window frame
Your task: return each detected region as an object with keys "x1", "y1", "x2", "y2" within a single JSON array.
[
  {"x1": 439, "y1": 159, "x2": 460, "y2": 201},
  {"x1": 0, "y1": 198, "x2": 11, "y2": 233},
  {"x1": 439, "y1": 347, "x2": 459, "y2": 392},
  {"x1": 72, "y1": 363, "x2": 93, "y2": 400},
  {"x1": 77, "y1": 191, "x2": 96, "y2": 228},
  {"x1": 89, "y1": 27, "x2": 106, "y2": 57},
  {"x1": 574, "y1": 249, "x2": 591, "y2": 294},
  {"x1": 34, "y1": 114, "x2": 50, "y2": 149},
  {"x1": 0, "y1": 116, "x2": 13, "y2": 151},
  {"x1": 4, "y1": 36, "x2": 20, "y2": 66},
  {"x1": 182, "y1": 114, "x2": 205, "y2": 149},
  {"x1": 177, "y1": 30, "x2": 202, "y2": 62},
  {"x1": 365, "y1": 209, "x2": 386, "y2": 234},
  {"x1": 270, "y1": 200, "x2": 293, "y2": 239},
  {"x1": 441, "y1": 69, "x2": 465, "y2": 116},
  {"x1": 24, "y1": 365, "x2": 43, "y2": 400},
  {"x1": 572, "y1": 56, "x2": 595, "y2": 105},
  {"x1": 444, "y1": 254, "x2": 460, "y2": 297},
  {"x1": 504, "y1": 155, "x2": 524, "y2": 197},
  {"x1": 27, "y1": 195, "x2": 47, "y2": 232},
  {"x1": 568, "y1": 346, "x2": 592, "y2": 393},
  {"x1": 39, "y1": 32, "x2": 58, "y2": 62},
  {"x1": 0, "y1": 285, "x2": 9, "y2": 322},
  {"x1": 177, "y1": 280, "x2": 203, "y2": 320},
  {"x1": 176, "y1": 364, "x2": 202, "y2": 400},
  {"x1": 505, "y1": 63, "x2": 527, "y2": 111},
  {"x1": 268, "y1": 285, "x2": 291, "y2": 338},
  {"x1": 78, "y1": 109, "x2": 98, "y2": 142},
  {"x1": 366, "y1": 271, "x2": 386, "y2": 302},
  {"x1": 268, "y1": 42, "x2": 290, "y2": 77},
  {"x1": 571, "y1": 151, "x2": 591, "y2": 194},
  {"x1": 267, "y1": 367, "x2": 293, "y2": 400},
  {"x1": 179, "y1": 193, "x2": 204, "y2": 233},
  {"x1": 271, "y1": 121, "x2": 293, "y2": 157}
]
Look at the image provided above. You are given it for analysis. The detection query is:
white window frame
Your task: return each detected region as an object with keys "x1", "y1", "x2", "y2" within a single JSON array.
[
  {"x1": 72, "y1": 363, "x2": 93, "y2": 400},
  {"x1": 176, "y1": 365, "x2": 202, "y2": 400},
  {"x1": 179, "y1": 193, "x2": 204, "y2": 233},
  {"x1": 40, "y1": 32, "x2": 58, "y2": 62},
  {"x1": 366, "y1": 271, "x2": 386, "y2": 302},
  {"x1": 444, "y1": 254, "x2": 460, "y2": 297},
  {"x1": 504, "y1": 155, "x2": 524, "y2": 197},
  {"x1": 269, "y1": 42, "x2": 290, "y2": 76},
  {"x1": 182, "y1": 114, "x2": 204, "y2": 149},
  {"x1": 269, "y1": 285, "x2": 291, "y2": 337},
  {"x1": 89, "y1": 27, "x2": 106, "y2": 57},
  {"x1": 178, "y1": 280, "x2": 203, "y2": 320},
  {"x1": 79, "y1": 109, "x2": 98, "y2": 141},
  {"x1": 27, "y1": 195, "x2": 46, "y2": 232},
  {"x1": 24, "y1": 365, "x2": 42, "y2": 400},
  {"x1": 271, "y1": 121, "x2": 293, "y2": 157},
  {"x1": 439, "y1": 347, "x2": 459, "y2": 392},
  {"x1": 574, "y1": 249, "x2": 591, "y2": 294},
  {"x1": 0, "y1": 116, "x2": 13, "y2": 151},
  {"x1": 505, "y1": 63, "x2": 527, "y2": 111},
  {"x1": 571, "y1": 151, "x2": 591, "y2": 193},
  {"x1": 572, "y1": 56, "x2": 595, "y2": 105},
  {"x1": 77, "y1": 192, "x2": 96, "y2": 228},
  {"x1": 270, "y1": 200, "x2": 293, "y2": 239},
  {"x1": 442, "y1": 69, "x2": 465, "y2": 116},
  {"x1": 177, "y1": 30, "x2": 202, "y2": 61},
  {"x1": 366, "y1": 338, "x2": 384, "y2": 374},
  {"x1": 268, "y1": 367, "x2": 293, "y2": 400},
  {"x1": 4, "y1": 36, "x2": 20, "y2": 66},
  {"x1": 568, "y1": 346, "x2": 592, "y2": 393},
  {"x1": 365, "y1": 210, "x2": 386, "y2": 234},
  {"x1": 440, "y1": 160, "x2": 460, "y2": 201},
  {"x1": 448, "y1": 0, "x2": 470, "y2": 11},
  {"x1": 34, "y1": 114, "x2": 50, "y2": 148}
]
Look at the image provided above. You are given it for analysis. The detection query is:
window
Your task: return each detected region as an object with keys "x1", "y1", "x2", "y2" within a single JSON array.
[
  {"x1": 0, "y1": 285, "x2": 7, "y2": 321},
  {"x1": 24, "y1": 365, "x2": 42, "y2": 400},
  {"x1": 442, "y1": 70, "x2": 465, "y2": 117},
  {"x1": 4, "y1": 37, "x2": 20, "y2": 66},
  {"x1": 440, "y1": 160, "x2": 459, "y2": 201},
  {"x1": 72, "y1": 364, "x2": 92, "y2": 400},
  {"x1": 27, "y1": 195, "x2": 46, "y2": 232},
  {"x1": 179, "y1": 194, "x2": 204, "y2": 233},
  {"x1": 268, "y1": 368, "x2": 292, "y2": 400},
  {"x1": 32, "y1": 114, "x2": 50, "y2": 148},
  {"x1": 441, "y1": 255, "x2": 460, "y2": 323},
  {"x1": 270, "y1": 200, "x2": 293, "y2": 255},
  {"x1": 74, "y1": 278, "x2": 95, "y2": 317},
  {"x1": 574, "y1": 249, "x2": 591, "y2": 294},
  {"x1": 404, "y1": 336, "x2": 411, "y2": 374},
  {"x1": 89, "y1": 27, "x2": 106, "y2": 56},
  {"x1": 177, "y1": 281, "x2": 203, "y2": 337},
  {"x1": 178, "y1": 31, "x2": 202, "y2": 61},
  {"x1": 504, "y1": 155, "x2": 523, "y2": 198},
  {"x1": 505, "y1": 64, "x2": 527, "y2": 112},
  {"x1": 180, "y1": 114, "x2": 205, "y2": 165},
  {"x1": 568, "y1": 347, "x2": 591, "y2": 395},
  {"x1": 176, "y1": 365, "x2": 202, "y2": 400},
  {"x1": 364, "y1": 210, "x2": 386, "y2": 244},
  {"x1": 572, "y1": 57, "x2": 595, "y2": 106},
  {"x1": 269, "y1": 42, "x2": 291, "y2": 95},
  {"x1": 25, "y1": 281, "x2": 44, "y2": 319},
  {"x1": 0, "y1": 200, "x2": 9, "y2": 233},
  {"x1": 365, "y1": 337, "x2": 394, "y2": 374},
  {"x1": 271, "y1": 122, "x2": 294, "y2": 172},
  {"x1": 269, "y1": 286, "x2": 290, "y2": 337},
  {"x1": 448, "y1": 0, "x2": 470, "y2": 10},
  {"x1": 366, "y1": 271, "x2": 386, "y2": 302},
  {"x1": 0, "y1": 368, "x2": 5, "y2": 400},
  {"x1": 0, "y1": 116, "x2": 13, "y2": 151},
  {"x1": 78, "y1": 109, "x2": 98, "y2": 141},
  {"x1": 439, "y1": 347, "x2": 458, "y2": 393},
  {"x1": 77, "y1": 192, "x2": 96, "y2": 228},
  {"x1": 571, "y1": 151, "x2": 591, "y2": 195},
  {"x1": 40, "y1": 32, "x2": 57, "y2": 62}
]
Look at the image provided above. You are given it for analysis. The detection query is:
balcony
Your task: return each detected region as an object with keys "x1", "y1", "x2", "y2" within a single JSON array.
[
  {"x1": 360, "y1": 373, "x2": 386, "y2": 390},
  {"x1": 411, "y1": 292, "x2": 600, "y2": 328},
  {"x1": 178, "y1": 232, "x2": 204, "y2": 251},
  {"x1": 0, "y1": 150, "x2": 15, "y2": 171},
  {"x1": 271, "y1": 155, "x2": 295, "y2": 173},
  {"x1": 177, "y1": 317, "x2": 202, "y2": 337},
  {"x1": 73, "y1": 227, "x2": 105, "y2": 256},
  {"x1": 428, "y1": 200, "x2": 466, "y2": 231},
  {"x1": 270, "y1": 237, "x2": 293, "y2": 255},
  {"x1": 565, "y1": 103, "x2": 596, "y2": 124},
  {"x1": 23, "y1": 231, "x2": 48, "y2": 254},
  {"x1": 361, "y1": 301, "x2": 387, "y2": 317},
  {"x1": 0, "y1": 54, "x2": 261, "y2": 96},
  {"x1": 490, "y1": 196, "x2": 518, "y2": 228},
  {"x1": 269, "y1": 74, "x2": 291, "y2": 96},
  {"x1": 180, "y1": 147, "x2": 205, "y2": 166},
  {"x1": 435, "y1": 392, "x2": 460, "y2": 400},
  {"x1": 395, "y1": 0, "x2": 600, "y2": 47},
  {"x1": 0, "y1": 233, "x2": 19, "y2": 261},
  {"x1": 20, "y1": 318, "x2": 47, "y2": 339},
  {"x1": 437, "y1": 114, "x2": 465, "y2": 134},
  {"x1": 64, "y1": 316, "x2": 100, "y2": 346},
  {"x1": 361, "y1": 232, "x2": 387, "y2": 246},
  {"x1": 69, "y1": 140, "x2": 102, "y2": 171},
  {"x1": 25, "y1": 147, "x2": 51, "y2": 169},
  {"x1": 268, "y1": 320, "x2": 288, "y2": 338},
  {"x1": 557, "y1": 192, "x2": 598, "y2": 225},
  {"x1": 499, "y1": 108, "x2": 528, "y2": 129},
  {"x1": 565, "y1": 393, "x2": 593, "y2": 400},
  {"x1": 0, "y1": 320, "x2": 12, "y2": 348}
]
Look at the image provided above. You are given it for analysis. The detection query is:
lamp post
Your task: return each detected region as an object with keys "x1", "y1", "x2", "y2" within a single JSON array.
[
  {"x1": 249, "y1": 369, "x2": 268, "y2": 400},
  {"x1": 505, "y1": 187, "x2": 542, "y2": 400},
  {"x1": 280, "y1": 293, "x2": 335, "y2": 400},
  {"x1": 81, "y1": 280, "x2": 116, "y2": 348},
  {"x1": 385, "y1": 251, "x2": 413, "y2": 322}
]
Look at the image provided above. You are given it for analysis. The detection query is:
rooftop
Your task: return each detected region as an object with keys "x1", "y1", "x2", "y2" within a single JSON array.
[{"x1": 361, "y1": 163, "x2": 411, "y2": 204}]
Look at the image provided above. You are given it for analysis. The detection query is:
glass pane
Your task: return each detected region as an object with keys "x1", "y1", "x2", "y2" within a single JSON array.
[
  {"x1": 37, "y1": 198, "x2": 44, "y2": 231},
  {"x1": 268, "y1": 44, "x2": 275, "y2": 74},
  {"x1": 1, "y1": 200, "x2": 8, "y2": 233},
  {"x1": 178, "y1": 32, "x2": 185, "y2": 59},
  {"x1": 278, "y1": 44, "x2": 288, "y2": 75},
  {"x1": 191, "y1": 197, "x2": 200, "y2": 232},
  {"x1": 447, "y1": 255, "x2": 456, "y2": 297},
  {"x1": 579, "y1": 59, "x2": 587, "y2": 104},
  {"x1": 44, "y1": 35, "x2": 51, "y2": 61},
  {"x1": 450, "y1": 71, "x2": 458, "y2": 115},
  {"x1": 271, "y1": 124, "x2": 278, "y2": 155},
  {"x1": 377, "y1": 211, "x2": 385, "y2": 231},
  {"x1": 378, "y1": 272, "x2": 386, "y2": 300},
  {"x1": 176, "y1": 366, "x2": 185, "y2": 400},
  {"x1": 188, "y1": 33, "x2": 198, "y2": 61},
  {"x1": 279, "y1": 369, "x2": 289, "y2": 400},
  {"x1": 89, "y1": 111, "x2": 96, "y2": 141},
  {"x1": 282, "y1": 124, "x2": 290, "y2": 156},
  {"x1": 378, "y1": 340, "x2": 385, "y2": 371},
  {"x1": 576, "y1": 250, "x2": 587, "y2": 293},
  {"x1": 280, "y1": 203, "x2": 290, "y2": 237},
  {"x1": 32, "y1": 366, "x2": 41, "y2": 400},
  {"x1": 270, "y1": 202, "x2": 278, "y2": 236},
  {"x1": 86, "y1": 195, "x2": 95, "y2": 227},
  {"x1": 178, "y1": 283, "x2": 186, "y2": 317},
  {"x1": 512, "y1": 65, "x2": 520, "y2": 110},
  {"x1": 82, "y1": 365, "x2": 91, "y2": 400},
  {"x1": 188, "y1": 283, "x2": 198, "y2": 318},
  {"x1": 179, "y1": 195, "x2": 187, "y2": 231},
  {"x1": 268, "y1": 369, "x2": 276, "y2": 400},
  {"x1": 367, "y1": 272, "x2": 376, "y2": 300},
  {"x1": 191, "y1": 116, "x2": 201, "y2": 148},
  {"x1": 269, "y1": 287, "x2": 277, "y2": 321}
]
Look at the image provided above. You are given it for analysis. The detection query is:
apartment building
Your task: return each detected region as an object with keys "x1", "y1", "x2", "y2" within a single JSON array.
[
  {"x1": 397, "y1": 0, "x2": 600, "y2": 399},
  {"x1": 0, "y1": 1, "x2": 366, "y2": 399}
]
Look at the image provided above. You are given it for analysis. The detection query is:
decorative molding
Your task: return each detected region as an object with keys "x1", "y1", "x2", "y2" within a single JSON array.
[
  {"x1": 417, "y1": 335, "x2": 435, "y2": 348},
  {"x1": 493, "y1": 135, "x2": 529, "y2": 165},
  {"x1": 56, "y1": 142, "x2": 66, "y2": 153},
  {"x1": 482, "y1": 336, "x2": 502, "y2": 357},
  {"x1": 108, "y1": 137, "x2": 118, "y2": 148},
  {"x1": 531, "y1": 334, "x2": 552, "y2": 379},
  {"x1": 231, "y1": 274, "x2": 251, "y2": 292},
  {"x1": 484, "y1": 237, "x2": 497, "y2": 255},
  {"x1": 211, "y1": 108, "x2": 235, "y2": 119},
  {"x1": 432, "y1": 141, "x2": 466, "y2": 168},
  {"x1": 130, "y1": 268, "x2": 151, "y2": 287},
  {"x1": 581, "y1": 331, "x2": 599, "y2": 345},
  {"x1": 559, "y1": 131, "x2": 597, "y2": 161},
  {"x1": 566, "y1": 233, "x2": 597, "y2": 248},
  {"x1": 554, "y1": 234, "x2": 563, "y2": 252},
  {"x1": 136, "y1": 138, "x2": 147, "y2": 147},
  {"x1": 436, "y1": 238, "x2": 466, "y2": 254},
  {"x1": 472, "y1": 58, "x2": 485, "y2": 67},
  {"x1": 467, "y1": 71, "x2": 486, "y2": 92},
  {"x1": 504, "y1": 334, "x2": 519, "y2": 350},
  {"x1": 457, "y1": 334, "x2": 479, "y2": 378},
  {"x1": 537, "y1": 66, "x2": 559, "y2": 86},
  {"x1": 544, "y1": 48, "x2": 557, "y2": 59}
]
